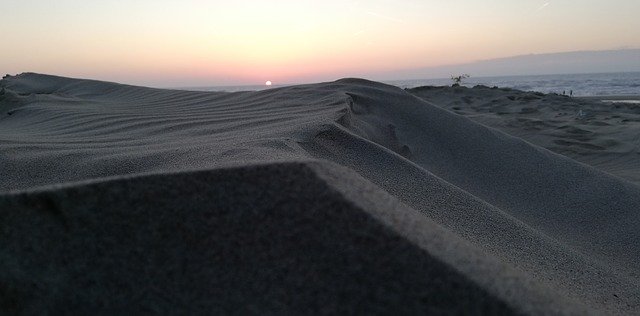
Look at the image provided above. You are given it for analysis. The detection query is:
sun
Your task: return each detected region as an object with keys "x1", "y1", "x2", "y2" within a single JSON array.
[{"x1": 265, "y1": 81, "x2": 272, "y2": 86}]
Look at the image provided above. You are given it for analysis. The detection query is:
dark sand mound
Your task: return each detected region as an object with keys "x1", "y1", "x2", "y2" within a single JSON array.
[
  {"x1": 1, "y1": 161, "x2": 581, "y2": 314},
  {"x1": 1, "y1": 74, "x2": 639, "y2": 314}
]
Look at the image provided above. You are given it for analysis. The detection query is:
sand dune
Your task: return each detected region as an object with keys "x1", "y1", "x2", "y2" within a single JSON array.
[
  {"x1": 409, "y1": 85, "x2": 640, "y2": 184},
  {"x1": 1, "y1": 73, "x2": 639, "y2": 314}
]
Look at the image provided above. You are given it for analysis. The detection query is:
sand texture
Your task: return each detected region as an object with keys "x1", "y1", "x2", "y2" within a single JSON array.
[
  {"x1": 1, "y1": 73, "x2": 639, "y2": 314},
  {"x1": 409, "y1": 85, "x2": 640, "y2": 184}
]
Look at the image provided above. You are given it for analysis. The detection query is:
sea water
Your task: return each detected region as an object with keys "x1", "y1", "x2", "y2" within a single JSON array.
[
  {"x1": 189, "y1": 72, "x2": 640, "y2": 97},
  {"x1": 387, "y1": 72, "x2": 640, "y2": 96}
]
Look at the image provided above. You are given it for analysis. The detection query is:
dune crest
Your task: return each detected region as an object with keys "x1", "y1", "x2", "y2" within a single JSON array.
[{"x1": 1, "y1": 73, "x2": 639, "y2": 314}]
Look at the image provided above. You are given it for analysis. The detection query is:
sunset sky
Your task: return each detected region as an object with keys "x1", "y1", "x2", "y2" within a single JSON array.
[{"x1": 1, "y1": 0, "x2": 639, "y2": 87}]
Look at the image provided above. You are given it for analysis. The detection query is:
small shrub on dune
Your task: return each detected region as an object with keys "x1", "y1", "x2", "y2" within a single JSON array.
[{"x1": 451, "y1": 74, "x2": 470, "y2": 87}]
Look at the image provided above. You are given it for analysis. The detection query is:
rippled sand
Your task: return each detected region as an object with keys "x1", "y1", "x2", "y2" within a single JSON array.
[{"x1": 1, "y1": 73, "x2": 639, "y2": 314}]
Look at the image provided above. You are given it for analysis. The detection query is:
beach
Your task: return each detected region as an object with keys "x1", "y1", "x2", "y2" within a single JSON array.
[{"x1": 1, "y1": 73, "x2": 639, "y2": 314}]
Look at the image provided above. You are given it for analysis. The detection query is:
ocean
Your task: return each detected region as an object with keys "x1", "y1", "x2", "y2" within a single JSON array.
[
  {"x1": 186, "y1": 72, "x2": 640, "y2": 97},
  {"x1": 388, "y1": 72, "x2": 640, "y2": 97}
]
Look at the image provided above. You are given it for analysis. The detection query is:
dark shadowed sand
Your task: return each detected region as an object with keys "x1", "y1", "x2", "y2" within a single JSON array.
[{"x1": 1, "y1": 73, "x2": 639, "y2": 314}]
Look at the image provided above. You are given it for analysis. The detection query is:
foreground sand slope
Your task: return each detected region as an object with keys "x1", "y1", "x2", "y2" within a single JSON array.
[
  {"x1": 1, "y1": 74, "x2": 639, "y2": 314},
  {"x1": 1, "y1": 161, "x2": 581, "y2": 315}
]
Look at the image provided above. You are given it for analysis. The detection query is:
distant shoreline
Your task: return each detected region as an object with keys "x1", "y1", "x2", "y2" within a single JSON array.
[{"x1": 578, "y1": 95, "x2": 640, "y2": 104}]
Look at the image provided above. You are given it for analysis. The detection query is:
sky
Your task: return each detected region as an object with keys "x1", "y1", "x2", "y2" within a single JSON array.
[{"x1": 1, "y1": 0, "x2": 639, "y2": 87}]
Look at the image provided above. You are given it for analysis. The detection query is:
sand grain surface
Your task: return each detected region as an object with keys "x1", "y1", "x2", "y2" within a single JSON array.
[{"x1": 1, "y1": 74, "x2": 639, "y2": 314}]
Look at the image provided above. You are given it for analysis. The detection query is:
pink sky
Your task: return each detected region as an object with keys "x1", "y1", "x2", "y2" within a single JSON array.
[{"x1": 1, "y1": 0, "x2": 639, "y2": 87}]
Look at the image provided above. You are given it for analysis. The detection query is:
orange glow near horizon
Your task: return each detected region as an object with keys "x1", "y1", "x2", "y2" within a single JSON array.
[{"x1": 1, "y1": 0, "x2": 639, "y2": 87}]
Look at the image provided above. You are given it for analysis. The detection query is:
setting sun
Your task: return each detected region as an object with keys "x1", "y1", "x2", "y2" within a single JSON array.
[{"x1": 265, "y1": 81, "x2": 272, "y2": 86}]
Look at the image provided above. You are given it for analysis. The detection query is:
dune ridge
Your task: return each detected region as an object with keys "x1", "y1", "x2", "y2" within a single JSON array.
[{"x1": 1, "y1": 73, "x2": 639, "y2": 314}]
